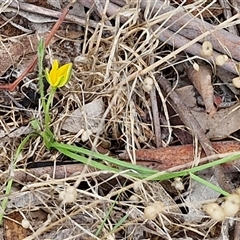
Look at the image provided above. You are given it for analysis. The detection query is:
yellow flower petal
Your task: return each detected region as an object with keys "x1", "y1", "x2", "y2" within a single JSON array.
[
  {"x1": 45, "y1": 68, "x2": 51, "y2": 84},
  {"x1": 52, "y1": 59, "x2": 59, "y2": 70},
  {"x1": 54, "y1": 75, "x2": 65, "y2": 87},
  {"x1": 57, "y1": 63, "x2": 72, "y2": 87},
  {"x1": 45, "y1": 60, "x2": 72, "y2": 88},
  {"x1": 49, "y1": 60, "x2": 59, "y2": 85}
]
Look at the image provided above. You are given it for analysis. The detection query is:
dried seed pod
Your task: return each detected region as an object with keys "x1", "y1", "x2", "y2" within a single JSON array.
[
  {"x1": 203, "y1": 203, "x2": 225, "y2": 221},
  {"x1": 171, "y1": 177, "x2": 184, "y2": 191},
  {"x1": 232, "y1": 77, "x2": 240, "y2": 88},
  {"x1": 21, "y1": 219, "x2": 30, "y2": 229},
  {"x1": 144, "y1": 201, "x2": 165, "y2": 220},
  {"x1": 235, "y1": 63, "x2": 240, "y2": 74},
  {"x1": 193, "y1": 62, "x2": 199, "y2": 71},
  {"x1": 222, "y1": 194, "x2": 240, "y2": 217},
  {"x1": 143, "y1": 77, "x2": 154, "y2": 93},
  {"x1": 59, "y1": 186, "x2": 77, "y2": 203},
  {"x1": 201, "y1": 41, "x2": 213, "y2": 57},
  {"x1": 81, "y1": 129, "x2": 92, "y2": 142},
  {"x1": 215, "y1": 55, "x2": 228, "y2": 66}
]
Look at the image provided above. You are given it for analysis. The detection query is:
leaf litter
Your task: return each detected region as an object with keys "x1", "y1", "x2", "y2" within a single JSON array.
[{"x1": 1, "y1": 0, "x2": 240, "y2": 239}]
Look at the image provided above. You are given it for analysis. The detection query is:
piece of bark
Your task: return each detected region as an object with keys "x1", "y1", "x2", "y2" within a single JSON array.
[
  {"x1": 140, "y1": 1, "x2": 240, "y2": 62},
  {"x1": 9, "y1": 164, "x2": 88, "y2": 182},
  {"x1": 119, "y1": 141, "x2": 240, "y2": 171},
  {"x1": 105, "y1": 1, "x2": 239, "y2": 75}
]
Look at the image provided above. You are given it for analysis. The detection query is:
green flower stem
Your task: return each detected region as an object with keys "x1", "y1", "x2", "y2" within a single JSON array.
[
  {"x1": 45, "y1": 87, "x2": 56, "y2": 130},
  {"x1": 40, "y1": 86, "x2": 56, "y2": 149},
  {"x1": 37, "y1": 38, "x2": 46, "y2": 112}
]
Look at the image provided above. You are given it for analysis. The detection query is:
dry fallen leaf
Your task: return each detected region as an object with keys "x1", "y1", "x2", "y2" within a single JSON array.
[
  {"x1": 175, "y1": 85, "x2": 196, "y2": 108},
  {"x1": 186, "y1": 64, "x2": 217, "y2": 117},
  {"x1": 191, "y1": 104, "x2": 240, "y2": 139},
  {"x1": 61, "y1": 98, "x2": 105, "y2": 134},
  {"x1": 177, "y1": 86, "x2": 240, "y2": 139},
  {"x1": 184, "y1": 175, "x2": 220, "y2": 223},
  {"x1": 3, "y1": 211, "x2": 27, "y2": 240},
  {"x1": 0, "y1": 34, "x2": 39, "y2": 77},
  {"x1": 0, "y1": 126, "x2": 33, "y2": 147}
]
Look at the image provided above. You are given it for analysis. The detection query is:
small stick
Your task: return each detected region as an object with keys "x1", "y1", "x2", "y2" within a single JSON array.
[
  {"x1": 8, "y1": 1, "x2": 89, "y2": 27},
  {"x1": 0, "y1": 0, "x2": 77, "y2": 91},
  {"x1": 150, "y1": 85, "x2": 162, "y2": 147},
  {"x1": 149, "y1": 56, "x2": 162, "y2": 147}
]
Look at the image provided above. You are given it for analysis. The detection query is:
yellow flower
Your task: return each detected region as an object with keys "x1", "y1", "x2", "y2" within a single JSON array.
[{"x1": 45, "y1": 60, "x2": 72, "y2": 88}]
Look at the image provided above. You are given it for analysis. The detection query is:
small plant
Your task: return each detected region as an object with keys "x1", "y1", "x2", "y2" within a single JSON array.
[{"x1": 1, "y1": 38, "x2": 240, "y2": 227}]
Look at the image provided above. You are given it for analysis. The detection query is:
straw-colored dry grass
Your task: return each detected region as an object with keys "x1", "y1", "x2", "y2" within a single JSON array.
[{"x1": 0, "y1": 0, "x2": 239, "y2": 239}]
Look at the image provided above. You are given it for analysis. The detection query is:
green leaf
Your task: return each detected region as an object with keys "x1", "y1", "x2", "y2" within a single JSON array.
[{"x1": 51, "y1": 142, "x2": 159, "y2": 175}]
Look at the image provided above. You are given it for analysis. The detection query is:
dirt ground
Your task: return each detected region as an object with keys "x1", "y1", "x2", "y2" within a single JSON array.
[{"x1": 1, "y1": 0, "x2": 240, "y2": 239}]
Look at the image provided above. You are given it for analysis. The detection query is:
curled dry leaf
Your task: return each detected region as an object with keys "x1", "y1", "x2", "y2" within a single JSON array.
[{"x1": 186, "y1": 64, "x2": 217, "y2": 117}]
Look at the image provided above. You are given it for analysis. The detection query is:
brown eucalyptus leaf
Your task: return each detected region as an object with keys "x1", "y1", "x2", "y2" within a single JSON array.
[{"x1": 186, "y1": 65, "x2": 217, "y2": 117}]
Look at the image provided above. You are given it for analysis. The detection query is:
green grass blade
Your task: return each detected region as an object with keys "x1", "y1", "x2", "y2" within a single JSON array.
[
  {"x1": 56, "y1": 146, "x2": 120, "y2": 173},
  {"x1": 95, "y1": 196, "x2": 119, "y2": 237},
  {"x1": 145, "y1": 153, "x2": 240, "y2": 181},
  {"x1": 190, "y1": 173, "x2": 229, "y2": 196},
  {"x1": 112, "y1": 213, "x2": 129, "y2": 232},
  {"x1": 37, "y1": 38, "x2": 46, "y2": 112},
  {"x1": 56, "y1": 146, "x2": 156, "y2": 179},
  {"x1": 51, "y1": 142, "x2": 159, "y2": 175}
]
